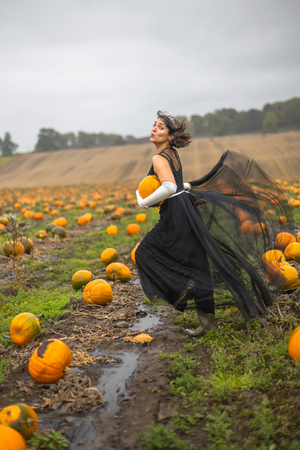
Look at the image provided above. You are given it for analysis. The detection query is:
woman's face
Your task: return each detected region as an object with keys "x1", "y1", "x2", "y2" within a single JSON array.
[{"x1": 150, "y1": 118, "x2": 172, "y2": 145}]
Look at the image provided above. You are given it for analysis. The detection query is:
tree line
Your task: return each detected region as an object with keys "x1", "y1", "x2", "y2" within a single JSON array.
[{"x1": 1, "y1": 97, "x2": 300, "y2": 155}]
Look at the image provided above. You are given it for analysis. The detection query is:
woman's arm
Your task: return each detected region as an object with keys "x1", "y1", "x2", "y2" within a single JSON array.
[{"x1": 136, "y1": 155, "x2": 177, "y2": 208}]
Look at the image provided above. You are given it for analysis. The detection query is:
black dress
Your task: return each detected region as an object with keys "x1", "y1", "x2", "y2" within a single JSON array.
[{"x1": 135, "y1": 148, "x2": 292, "y2": 320}]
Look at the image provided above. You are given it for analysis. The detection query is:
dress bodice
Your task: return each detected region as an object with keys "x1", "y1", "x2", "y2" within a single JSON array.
[{"x1": 148, "y1": 147, "x2": 183, "y2": 192}]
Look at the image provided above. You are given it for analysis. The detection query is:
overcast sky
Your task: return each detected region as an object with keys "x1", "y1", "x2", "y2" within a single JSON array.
[{"x1": 1, "y1": 0, "x2": 300, "y2": 153}]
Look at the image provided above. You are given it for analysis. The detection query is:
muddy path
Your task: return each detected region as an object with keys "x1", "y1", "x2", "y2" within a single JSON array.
[{"x1": 0, "y1": 264, "x2": 209, "y2": 450}]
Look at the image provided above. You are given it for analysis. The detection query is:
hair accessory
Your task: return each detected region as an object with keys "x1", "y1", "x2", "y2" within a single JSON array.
[{"x1": 157, "y1": 110, "x2": 176, "y2": 125}]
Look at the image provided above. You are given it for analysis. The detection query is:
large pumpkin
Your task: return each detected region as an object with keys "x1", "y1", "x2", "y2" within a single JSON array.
[
  {"x1": 72, "y1": 270, "x2": 93, "y2": 290},
  {"x1": 83, "y1": 279, "x2": 113, "y2": 305},
  {"x1": 4, "y1": 241, "x2": 25, "y2": 257},
  {"x1": 0, "y1": 424, "x2": 26, "y2": 450},
  {"x1": 0, "y1": 403, "x2": 38, "y2": 440},
  {"x1": 106, "y1": 262, "x2": 131, "y2": 282},
  {"x1": 284, "y1": 242, "x2": 300, "y2": 261},
  {"x1": 288, "y1": 327, "x2": 300, "y2": 362},
  {"x1": 28, "y1": 339, "x2": 72, "y2": 384},
  {"x1": 101, "y1": 248, "x2": 118, "y2": 265},
  {"x1": 275, "y1": 232, "x2": 296, "y2": 250},
  {"x1": 131, "y1": 242, "x2": 140, "y2": 267},
  {"x1": 138, "y1": 175, "x2": 161, "y2": 199},
  {"x1": 10, "y1": 313, "x2": 41, "y2": 347},
  {"x1": 262, "y1": 249, "x2": 285, "y2": 266}
]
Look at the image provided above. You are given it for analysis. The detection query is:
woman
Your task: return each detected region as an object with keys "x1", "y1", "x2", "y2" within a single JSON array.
[{"x1": 135, "y1": 111, "x2": 291, "y2": 336}]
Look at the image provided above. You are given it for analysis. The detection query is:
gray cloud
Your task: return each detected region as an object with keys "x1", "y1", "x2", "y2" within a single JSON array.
[{"x1": 1, "y1": 0, "x2": 300, "y2": 152}]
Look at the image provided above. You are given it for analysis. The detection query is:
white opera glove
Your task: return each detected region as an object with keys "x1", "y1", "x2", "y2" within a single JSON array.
[
  {"x1": 136, "y1": 181, "x2": 177, "y2": 208},
  {"x1": 183, "y1": 182, "x2": 192, "y2": 191}
]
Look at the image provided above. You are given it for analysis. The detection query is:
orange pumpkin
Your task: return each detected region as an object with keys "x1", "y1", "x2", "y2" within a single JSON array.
[
  {"x1": 53, "y1": 216, "x2": 68, "y2": 227},
  {"x1": 138, "y1": 175, "x2": 162, "y2": 205},
  {"x1": 284, "y1": 242, "x2": 300, "y2": 261},
  {"x1": 106, "y1": 262, "x2": 131, "y2": 282},
  {"x1": 54, "y1": 200, "x2": 64, "y2": 207},
  {"x1": 288, "y1": 327, "x2": 300, "y2": 362},
  {"x1": 101, "y1": 248, "x2": 119, "y2": 265},
  {"x1": 132, "y1": 333, "x2": 153, "y2": 343},
  {"x1": 78, "y1": 215, "x2": 89, "y2": 226},
  {"x1": 51, "y1": 209, "x2": 59, "y2": 216},
  {"x1": 280, "y1": 265, "x2": 300, "y2": 290},
  {"x1": 136, "y1": 213, "x2": 147, "y2": 223},
  {"x1": 262, "y1": 249, "x2": 285, "y2": 266},
  {"x1": 278, "y1": 216, "x2": 287, "y2": 225},
  {"x1": 14, "y1": 203, "x2": 21, "y2": 209},
  {"x1": 10, "y1": 313, "x2": 41, "y2": 347},
  {"x1": 34, "y1": 212, "x2": 43, "y2": 220},
  {"x1": 275, "y1": 232, "x2": 296, "y2": 249},
  {"x1": 297, "y1": 231, "x2": 300, "y2": 243},
  {"x1": 131, "y1": 242, "x2": 140, "y2": 267},
  {"x1": 0, "y1": 217, "x2": 9, "y2": 226},
  {"x1": 106, "y1": 225, "x2": 118, "y2": 235},
  {"x1": 0, "y1": 403, "x2": 38, "y2": 440},
  {"x1": 72, "y1": 270, "x2": 93, "y2": 290},
  {"x1": 0, "y1": 424, "x2": 26, "y2": 450},
  {"x1": 3, "y1": 241, "x2": 25, "y2": 257},
  {"x1": 28, "y1": 339, "x2": 72, "y2": 384},
  {"x1": 240, "y1": 220, "x2": 254, "y2": 234},
  {"x1": 83, "y1": 279, "x2": 113, "y2": 305},
  {"x1": 127, "y1": 224, "x2": 141, "y2": 235},
  {"x1": 250, "y1": 222, "x2": 265, "y2": 235},
  {"x1": 115, "y1": 207, "x2": 125, "y2": 216}
]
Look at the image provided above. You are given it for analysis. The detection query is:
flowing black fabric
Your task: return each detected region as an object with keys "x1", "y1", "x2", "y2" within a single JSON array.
[{"x1": 135, "y1": 148, "x2": 293, "y2": 320}]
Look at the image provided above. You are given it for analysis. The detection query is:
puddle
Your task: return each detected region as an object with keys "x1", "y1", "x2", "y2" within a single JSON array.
[
  {"x1": 93, "y1": 351, "x2": 139, "y2": 415},
  {"x1": 130, "y1": 303, "x2": 160, "y2": 331}
]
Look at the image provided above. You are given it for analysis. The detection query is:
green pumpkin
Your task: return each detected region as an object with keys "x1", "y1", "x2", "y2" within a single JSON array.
[
  {"x1": 45, "y1": 222, "x2": 55, "y2": 232},
  {"x1": 72, "y1": 270, "x2": 93, "y2": 290},
  {"x1": 52, "y1": 226, "x2": 66, "y2": 239}
]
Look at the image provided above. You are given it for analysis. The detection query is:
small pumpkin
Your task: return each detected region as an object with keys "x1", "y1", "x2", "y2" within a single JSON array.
[
  {"x1": 4, "y1": 241, "x2": 25, "y2": 257},
  {"x1": 0, "y1": 424, "x2": 26, "y2": 450},
  {"x1": 131, "y1": 242, "x2": 140, "y2": 267},
  {"x1": 19, "y1": 237, "x2": 34, "y2": 254},
  {"x1": 83, "y1": 279, "x2": 113, "y2": 305},
  {"x1": 288, "y1": 326, "x2": 300, "y2": 362},
  {"x1": 106, "y1": 262, "x2": 131, "y2": 282},
  {"x1": 45, "y1": 222, "x2": 55, "y2": 232},
  {"x1": 51, "y1": 209, "x2": 59, "y2": 216},
  {"x1": 278, "y1": 215, "x2": 287, "y2": 225},
  {"x1": 52, "y1": 226, "x2": 66, "y2": 239},
  {"x1": 10, "y1": 313, "x2": 41, "y2": 347},
  {"x1": 275, "y1": 232, "x2": 296, "y2": 249},
  {"x1": 284, "y1": 242, "x2": 300, "y2": 261},
  {"x1": 132, "y1": 333, "x2": 153, "y2": 344},
  {"x1": 78, "y1": 215, "x2": 90, "y2": 226},
  {"x1": 0, "y1": 403, "x2": 38, "y2": 439},
  {"x1": 101, "y1": 248, "x2": 118, "y2": 265},
  {"x1": 115, "y1": 207, "x2": 125, "y2": 216},
  {"x1": 28, "y1": 339, "x2": 72, "y2": 384},
  {"x1": 36, "y1": 230, "x2": 47, "y2": 239},
  {"x1": 106, "y1": 225, "x2": 118, "y2": 235},
  {"x1": 34, "y1": 212, "x2": 43, "y2": 220},
  {"x1": 14, "y1": 203, "x2": 21, "y2": 209},
  {"x1": 0, "y1": 217, "x2": 9, "y2": 226},
  {"x1": 72, "y1": 270, "x2": 93, "y2": 290},
  {"x1": 54, "y1": 200, "x2": 64, "y2": 207},
  {"x1": 127, "y1": 224, "x2": 141, "y2": 236},
  {"x1": 110, "y1": 213, "x2": 121, "y2": 221},
  {"x1": 240, "y1": 220, "x2": 254, "y2": 234},
  {"x1": 53, "y1": 217, "x2": 68, "y2": 227},
  {"x1": 136, "y1": 213, "x2": 146, "y2": 223}
]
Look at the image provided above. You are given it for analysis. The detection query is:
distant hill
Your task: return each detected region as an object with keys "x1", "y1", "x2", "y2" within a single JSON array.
[{"x1": 1, "y1": 131, "x2": 300, "y2": 188}]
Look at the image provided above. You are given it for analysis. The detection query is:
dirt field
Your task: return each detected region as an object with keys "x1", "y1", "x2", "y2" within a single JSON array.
[{"x1": 1, "y1": 131, "x2": 300, "y2": 188}]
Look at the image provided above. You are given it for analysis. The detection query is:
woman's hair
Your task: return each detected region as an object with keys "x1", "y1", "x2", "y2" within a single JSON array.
[{"x1": 157, "y1": 110, "x2": 192, "y2": 148}]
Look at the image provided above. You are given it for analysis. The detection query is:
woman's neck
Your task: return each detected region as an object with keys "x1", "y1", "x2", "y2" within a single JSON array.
[{"x1": 155, "y1": 142, "x2": 172, "y2": 154}]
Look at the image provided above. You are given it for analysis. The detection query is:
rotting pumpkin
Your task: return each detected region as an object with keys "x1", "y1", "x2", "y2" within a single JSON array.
[
  {"x1": 0, "y1": 403, "x2": 38, "y2": 440},
  {"x1": 28, "y1": 339, "x2": 72, "y2": 384},
  {"x1": 10, "y1": 312, "x2": 41, "y2": 347}
]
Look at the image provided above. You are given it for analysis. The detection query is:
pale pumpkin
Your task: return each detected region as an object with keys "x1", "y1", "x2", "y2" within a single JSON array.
[
  {"x1": 28, "y1": 339, "x2": 72, "y2": 384},
  {"x1": 106, "y1": 262, "x2": 131, "y2": 282},
  {"x1": 0, "y1": 424, "x2": 26, "y2": 450},
  {"x1": 72, "y1": 270, "x2": 93, "y2": 290},
  {"x1": 0, "y1": 403, "x2": 38, "y2": 439},
  {"x1": 101, "y1": 248, "x2": 118, "y2": 265},
  {"x1": 83, "y1": 279, "x2": 113, "y2": 305},
  {"x1": 10, "y1": 313, "x2": 41, "y2": 347}
]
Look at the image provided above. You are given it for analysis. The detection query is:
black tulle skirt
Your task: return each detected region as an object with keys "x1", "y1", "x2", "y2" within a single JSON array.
[{"x1": 135, "y1": 151, "x2": 293, "y2": 320}]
